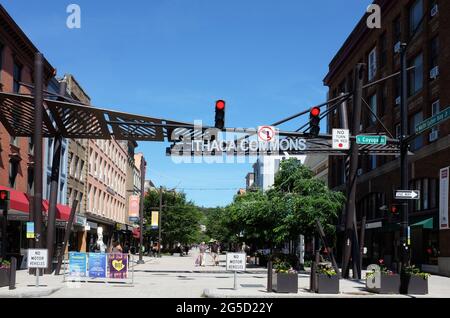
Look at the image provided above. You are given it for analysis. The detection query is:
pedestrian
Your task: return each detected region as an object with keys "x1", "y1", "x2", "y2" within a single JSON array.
[
  {"x1": 198, "y1": 242, "x2": 207, "y2": 266},
  {"x1": 112, "y1": 241, "x2": 123, "y2": 253},
  {"x1": 211, "y1": 241, "x2": 220, "y2": 266}
]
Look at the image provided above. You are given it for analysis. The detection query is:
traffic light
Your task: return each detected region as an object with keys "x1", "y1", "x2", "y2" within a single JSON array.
[
  {"x1": 309, "y1": 106, "x2": 321, "y2": 138},
  {"x1": 0, "y1": 190, "x2": 10, "y2": 210},
  {"x1": 390, "y1": 203, "x2": 401, "y2": 214},
  {"x1": 215, "y1": 100, "x2": 225, "y2": 130}
]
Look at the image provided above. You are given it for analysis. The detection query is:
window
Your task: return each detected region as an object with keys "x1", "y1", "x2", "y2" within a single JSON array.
[
  {"x1": 74, "y1": 156, "x2": 79, "y2": 178},
  {"x1": 393, "y1": 16, "x2": 401, "y2": 46},
  {"x1": 409, "y1": 0, "x2": 423, "y2": 36},
  {"x1": 27, "y1": 167, "x2": 34, "y2": 194},
  {"x1": 10, "y1": 136, "x2": 18, "y2": 146},
  {"x1": 430, "y1": 37, "x2": 439, "y2": 78},
  {"x1": 431, "y1": 100, "x2": 440, "y2": 134},
  {"x1": 369, "y1": 94, "x2": 377, "y2": 124},
  {"x1": 9, "y1": 160, "x2": 19, "y2": 188},
  {"x1": 79, "y1": 160, "x2": 85, "y2": 181},
  {"x1": 379, "y1": 33, "x2": 387, "y2": 68},
  {"x1": 46, "y1": 176, "x2": 51, "y2": 200},
  {"x1": 379, "y1": 84, "x2": 387, "y2": 117},
  {"x1": 394, "y1": 75, "x2": 401, "y2": 105},
  {"x1": 28, "y1": 137, "x2": 34, "y2": 155},
  {"x1": 409, "y1": 112, "x2": 424, "y2": 151},
  {"x1": 370, "y1": 155, "x2": 377, "y2": 170},
  {"x1": 368, "y1": 48, "x2": 377, "y2": 81},
  {"x1": 395, "y1": 123, "x2": 401, "y2": 139},
  {"x1": 430, "y1": 0, "x2": 438, "y2": 17},
  {"x1": 0, "y1": 42, "x2": 3, "y2": 85},
  {"x1": 13, "y1": 62, "x2": 22, "y2": 93},
  {"x1": 410, "y1": 178, "x2": 438, "y2": 212},
  {"x1": 408, "y1": 53, "x2": 423, "y2": 96}
]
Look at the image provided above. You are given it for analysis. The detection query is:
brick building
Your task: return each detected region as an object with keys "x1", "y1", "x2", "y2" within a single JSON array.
[{"x1": 324, "y1": 0, "x2": 449, "y2": 275}]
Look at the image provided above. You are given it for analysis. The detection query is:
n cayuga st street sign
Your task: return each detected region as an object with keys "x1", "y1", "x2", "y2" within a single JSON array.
[{"x1": 356, "y1": 135, "x2": 387, "y2": 145}]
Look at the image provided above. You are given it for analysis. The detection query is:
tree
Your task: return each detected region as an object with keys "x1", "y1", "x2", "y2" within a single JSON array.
[{"x1": 143, "y1": 188, "x2": 203, "y2": 250}]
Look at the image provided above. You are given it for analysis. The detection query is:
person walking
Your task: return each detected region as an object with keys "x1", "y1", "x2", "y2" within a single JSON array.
[
  {"x1": 211, "y1": 241, "x2": 220, "y2": 266},
  {"x1": 112, "y1": 241, "x2": 123, "y2": 253},
  {"x1": 198, "y1": 242, "x2": 207, "y2": 267}
]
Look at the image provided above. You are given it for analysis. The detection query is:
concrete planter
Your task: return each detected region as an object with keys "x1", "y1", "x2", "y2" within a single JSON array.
[
  {"x1": 406, "y1": 275, "x2": 428, "y2": 295},
  {"x1": 366, "y1": 273, "x2": 400, "y2": 294},
  {"x1": 317, "y1": 274, "x2": 339, "y2": 294},
  {"x1": 0, "y1": 268, "x2": 10, "y2": 288},
  {"x1": 272, "y1": 272, "x2": 298, "y2": 293}
]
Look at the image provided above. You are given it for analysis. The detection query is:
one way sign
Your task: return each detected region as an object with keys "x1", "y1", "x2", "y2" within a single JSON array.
[{"x1": 394, "y1": 190, "x2": 420, "y2": 200}]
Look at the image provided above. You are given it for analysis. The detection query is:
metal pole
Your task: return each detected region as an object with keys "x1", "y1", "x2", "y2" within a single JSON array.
[
  {"x1": 158, "y1": 186, "x2": 162, "y2": 258},
  {"x1": 267, "y1": 259, "x2": 272, "y2": 292},
  {"x1": 55, "y1": 200, "x2": 78, "y2": 275},
  {"x1": 342, "y1": 64, "x2": 364, "y2": 279},
  {"x1": 359, "y1": 216, "x2": 366, "y2": 275},
  {"x1": 399, "y1": 43, "x2": 410, "y2": 293},
  {"x1": 137, "y1": 158, "x2": 146, "y2": 264},
  {"x1": 234, "y1": 271, "x2": 237, "y2": 290},
  {"x1": 45, "y1": 136, "x2": 62, "y2": 274},
  {"x1": 1, "y1": 207, "x2": 7, "y2": 259},
  {"x1": 33, "y1": 53, "x2": 44, "y2": 250},
  {"x1": 36, "y1": 268, "x2": 39, "y2": 287}
]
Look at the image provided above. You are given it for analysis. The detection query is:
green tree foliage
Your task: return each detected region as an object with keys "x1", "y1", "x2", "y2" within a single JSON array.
[
  {"x1": 216, "y1": 158, "x2": 345, "y2": 249},
  {"x1": 143, "y1": 188, "x2": 203, "y2": 247}
]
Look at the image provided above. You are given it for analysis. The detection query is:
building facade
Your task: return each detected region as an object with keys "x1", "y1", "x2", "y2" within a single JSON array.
[
  {"x1": 64, "y1": 74, "x2": 91, "y2": 252},
  {"x1": 324, "y1": 0, "x2": 450, "y2": 275}
]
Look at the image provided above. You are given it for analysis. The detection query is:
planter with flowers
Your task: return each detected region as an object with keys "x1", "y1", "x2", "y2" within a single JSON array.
[
  {"x1": 0, "y1": 260, "x2": 11, "y2": 288},
  {"x1": 366, "y1": 259, "x2": 400, "y2": 294},
  {"x1": 316, "y1": 263, "x2": 339, "y2": 294},
  {"x1": 405, "y1": 265, "x2": 429, "y2": 295},
  {"x1": 272, "y1": 261, "x2": 298, "y2": 293}
]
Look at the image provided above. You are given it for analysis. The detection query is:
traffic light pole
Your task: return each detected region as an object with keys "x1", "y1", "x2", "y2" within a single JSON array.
[
  {"x1": 341, "y1": 64, "x2": 364, "y2": 279},
  {"x1": 399, "y1": 44, "x2": 410, "y2": 292}
]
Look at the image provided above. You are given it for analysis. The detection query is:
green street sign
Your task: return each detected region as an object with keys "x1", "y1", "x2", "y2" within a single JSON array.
[
  {"x1": 415, "y1": 107, "x2": 450, "y2": 135},
  {"x1": 356, "y1": 135, "x2": 387, "y2": 145}
]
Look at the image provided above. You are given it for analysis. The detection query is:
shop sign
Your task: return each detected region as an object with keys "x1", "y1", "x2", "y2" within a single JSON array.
[
  {"x1": 365, "y1": 221, "x2": 382, "y2": 230},
  {"x1": 69, "y1": 252, "x2": 87, "y2": 277},
  {"x1": 27, "y1": 249, "x2": 48, "y2": 268},
  {"x1": 74, "y1": 214, "x2": 87, "y2": 226},
  {"x1": 440, "y1": 167, "x2": 449, "y2": 229},
  {"x1": 88, "y1": 253, "x2": 107, "y2": 278},
  {"x1": 108, "y1": 253, "x2": 128, "y2": 279}
]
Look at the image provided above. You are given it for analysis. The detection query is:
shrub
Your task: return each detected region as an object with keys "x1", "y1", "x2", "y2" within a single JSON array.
[
  {"x1": 316, "y1": 263, "x2": 336, "y2": 277},
  {"x1": 405, "y1": 265, "x2": 430, "y2": 280}
]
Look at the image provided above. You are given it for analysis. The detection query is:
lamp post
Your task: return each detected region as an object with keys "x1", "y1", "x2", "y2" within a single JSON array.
[
  {"x1": 137, "y1": 158, "x2": 146, "y2": 264},
  {"x1": 158, "y1": 186, "x2": 162, "y2": 258}
]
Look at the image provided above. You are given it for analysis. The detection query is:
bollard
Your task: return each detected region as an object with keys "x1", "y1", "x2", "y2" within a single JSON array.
[
  {"x1": 267, "y1": 259, "x2": 273, "y2": 292},
  {"x1": 9, "y1": 257, "x2": 16, "y2": 290}
]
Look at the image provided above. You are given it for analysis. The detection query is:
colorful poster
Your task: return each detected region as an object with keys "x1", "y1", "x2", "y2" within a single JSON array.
[
  {"x1": 129, "y1": 195, "x2": 140, "y2": 222},
  {"x1": 108, "y1": 253, "x2": 128, "y2": 279},
  {"x1": 26, "y1": 222, "x2": 35, "y2": 239},
  {"x1": 88, "y1": 253, "x2": 107, "y2": 278},
  {"x1": 151, "y1": 211, "x2": 159, "y2": 229},
  {"x1": 69, "y1": 252, "x2": 87, "y2": 277}
]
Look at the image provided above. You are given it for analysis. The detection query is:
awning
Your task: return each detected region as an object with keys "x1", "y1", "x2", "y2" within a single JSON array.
[
  {"x1": 410, "y1": 218, "x2": 433, "y2": 229},
  {"x1": 0, "y1": 185, "x2": 72, "y2": 222}
]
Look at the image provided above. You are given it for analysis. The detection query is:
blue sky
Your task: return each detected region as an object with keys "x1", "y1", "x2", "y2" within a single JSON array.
[{"x1": 2, "y1": 0, "x2": 370, "y2": 207}]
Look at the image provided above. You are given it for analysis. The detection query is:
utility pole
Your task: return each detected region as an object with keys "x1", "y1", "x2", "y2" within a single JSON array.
[
  {"x1": 341, "y1": 64, "x2": 364, "y2": 279},
  {"x1": 33, "y1": 53, "x2": 44, "y2": 251},
  {"x1": 137, "y1": 158, "x2": 146, "y2": 264},
  {"x1": 158, "y1": 186, "x2": 163, "y2": 258},
  {"x1": 399, "y1": 43, "x2": 410, "y2": 291}
]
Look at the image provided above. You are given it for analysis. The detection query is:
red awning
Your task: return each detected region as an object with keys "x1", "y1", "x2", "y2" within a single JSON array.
[
  {"x1": 0, "y1": 185, "x2": 72, "y2": 221},
  {"x1": 0, "y1": 185, "x2": 29, "y2": 213}
]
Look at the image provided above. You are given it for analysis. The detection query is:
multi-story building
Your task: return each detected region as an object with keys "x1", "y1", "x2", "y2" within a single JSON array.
[
  {"x1": 120, "y1": 140, "x2": 138, "y2": 224},
  {"x1": 86, "y1": 138, "x2": 128, "y2": 248},
  {"x1": 0, "y1": 5, "x2": 64, "y2": 264},
  {"x1": 64, "y1": 74, "x2": 91, "y2": 251},
  {"x1": 245, "y1": 173, "x2": 255, "y2": 190},
  {"x1": 303, "y1": 154, "x2": 329, "y2": 185},
  {"x1": 324, "y1": 0, "x2": 449, "y2": 275}
]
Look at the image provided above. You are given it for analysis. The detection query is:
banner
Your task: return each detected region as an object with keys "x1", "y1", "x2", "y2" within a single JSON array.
[
  {"x1": 440, "y1": 167, "x2": 449, "y2": 229},
  {"x1": 88, "y1": 253, "x2": 107, "y2": 278},
  {"x1": 129, "y1": 195, "x2": 140, "y2": 222},
  {"x1": 69, "y1": 252, "x2": 87, "y2": 277},
  {"x1": 26, "y1": 222, "x2": 35, "y2": 239},
  {"x1": 151, "y1": 211, "x2": 159, "y2": 229},
  {"x1": 108, "y1": 253, "x2": 128, "y2": 279}
]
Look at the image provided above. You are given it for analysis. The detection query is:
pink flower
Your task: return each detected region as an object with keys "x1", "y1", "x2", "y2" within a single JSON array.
[{"x1": 378, "y1": 259, "x2": 384, "y2": 265}]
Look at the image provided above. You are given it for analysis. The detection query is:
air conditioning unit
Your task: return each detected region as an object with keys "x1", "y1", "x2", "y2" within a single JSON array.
[
  {"x1": 429, "y1": 130, "x2": 439, "y2": 142},
  {"x1": 431, "y1": 4, "x2": 438, "y2": 17},
  {"x1": 357, "y1": 168, "x2": 363, "y2": 176},
  {"x1": 430, "y1": 66, "x2": 439, "y2": 79},
  {"x1": 394, "y1": 41, "x2": 401, "y2": 54},
  {"x1": 395, "y1": 96, "x2": 401, "y2": 105}
]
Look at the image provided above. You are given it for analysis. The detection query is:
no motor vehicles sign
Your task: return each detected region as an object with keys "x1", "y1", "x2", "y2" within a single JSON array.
[
  {"x1": 27, "y1": 249, "x2": 48, "y2": 268},
  {"x1": 226, "y1": 253, "x2": 246, "y2": 271}
]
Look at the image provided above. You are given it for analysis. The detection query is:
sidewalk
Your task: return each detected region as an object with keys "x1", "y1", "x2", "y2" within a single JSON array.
[{"x1": 0, "y1": 269, "x2": 63, "y2": 298}]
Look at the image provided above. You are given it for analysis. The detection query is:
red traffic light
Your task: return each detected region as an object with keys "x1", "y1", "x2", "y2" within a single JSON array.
[
  {"x1": 390, "y1": 204, "x2": 399, "y2": 214},
  {"x1": 216, "y1": 100, "x2": 225, "y2": 110},
  {"x1": 0, "y1": 190, "x2": 8, "y2": 201},
  {"x1": 310, "y1": 107, "x2": 320, "y2": 117}
]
